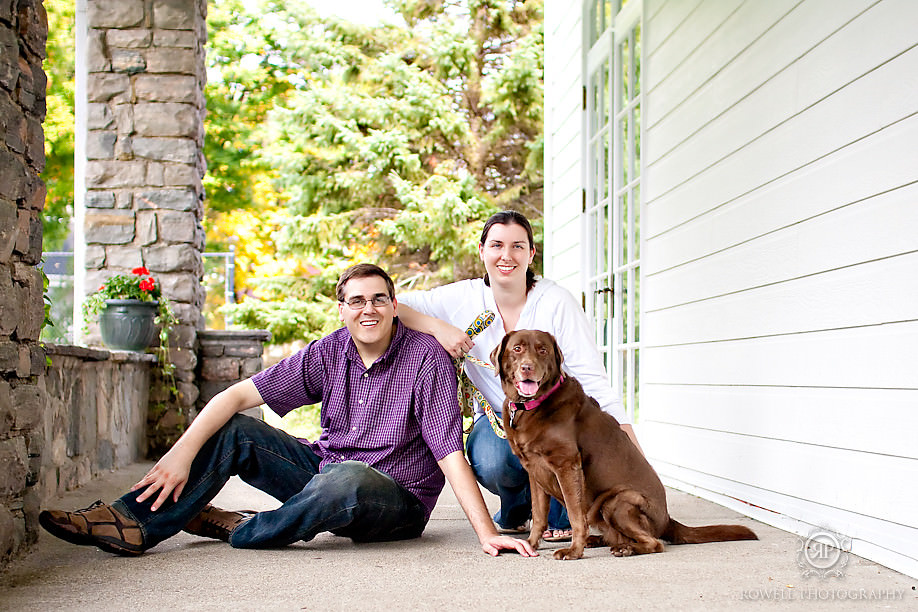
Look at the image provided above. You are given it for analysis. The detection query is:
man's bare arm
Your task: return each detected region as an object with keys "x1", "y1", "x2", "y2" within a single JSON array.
[
  {"x1": 437, "y1": 450, "x2": 537, "y2": 557},
  {"x1": 131, "y1": 379, "x2": 265, "y2": 510},
  {"x1": 397, "y1": 303, "x2": 473, "y2": 358}
]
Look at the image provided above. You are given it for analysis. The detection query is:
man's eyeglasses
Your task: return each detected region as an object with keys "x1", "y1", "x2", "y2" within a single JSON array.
[{"x1": 341, "y1": 295, "x2": 393, "y2": 310}]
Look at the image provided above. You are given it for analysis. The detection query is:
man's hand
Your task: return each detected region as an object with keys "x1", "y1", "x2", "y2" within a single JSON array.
[
  {"x1": 437, "y1": 451, "x2": 539, "y2": 557},
  {"x1": 130, "y1": 446, "x2": 194, "y2": 511},
  {"x1": 128, "y1": 379, "x2": 266, "y2": 512},
  {"x1": 481, "y1": 534, "x2": 538, "y2": 557}
]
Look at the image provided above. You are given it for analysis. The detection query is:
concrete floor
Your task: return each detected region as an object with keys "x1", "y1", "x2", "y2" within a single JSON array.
[{"x1": 1, "y1": 462, "x2": 914, "y2": 611}]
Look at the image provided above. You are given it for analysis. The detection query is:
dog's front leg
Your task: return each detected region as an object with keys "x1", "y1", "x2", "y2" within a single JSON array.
[
  {"x1": 553, "y1": 461, "x2": 588, "y2": 560},
  {"x1": 528, "y1": 475, "x2": 550, "y2": 550}
]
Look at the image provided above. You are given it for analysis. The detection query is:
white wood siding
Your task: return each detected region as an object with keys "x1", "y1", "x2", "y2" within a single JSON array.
[
  {"x1": 640, "y1": 0, "x2": 918, "y2": 578},
  {"x1": 542, "y1": 0, "x2": 584, "y2": 295}
]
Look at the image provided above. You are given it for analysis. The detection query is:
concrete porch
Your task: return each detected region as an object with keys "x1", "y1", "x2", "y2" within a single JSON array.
[{"x1": 1, "y1": 462, "x2": 913, "y2": 611}]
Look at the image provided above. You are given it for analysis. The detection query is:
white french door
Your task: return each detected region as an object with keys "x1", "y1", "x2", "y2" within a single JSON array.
[{"x1": 584, "y1": 0, "x2": 641, "y2": 421}]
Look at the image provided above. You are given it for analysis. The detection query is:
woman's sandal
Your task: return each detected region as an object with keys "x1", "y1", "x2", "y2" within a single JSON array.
[
  {"x1": 542, "y1": 528, "x2": 573, "y2": 542},
  {"x1": 497, "y1": 520, "x2": 530, "y2": 535}
]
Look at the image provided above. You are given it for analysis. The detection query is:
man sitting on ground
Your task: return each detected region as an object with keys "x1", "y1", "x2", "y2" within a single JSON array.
[{"x1": 40, "y1": 263, "x2": 536, "y2": 557}]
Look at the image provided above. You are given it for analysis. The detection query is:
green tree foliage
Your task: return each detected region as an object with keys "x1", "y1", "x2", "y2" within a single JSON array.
[
  {"x1": 38, "y1": 0, "x2": 544, "y2": 345},
  {"x1": 42, "y1": 0, "x2": 76, "y2": 250},
  {"x1": 215, "y1": 0, "x2": 544, "y2": 342},
  {"x1": 204, "y1": 0, "x2": 299, "y2": 220}
]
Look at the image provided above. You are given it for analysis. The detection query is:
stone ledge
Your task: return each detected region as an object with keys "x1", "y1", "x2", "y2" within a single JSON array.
[
  {"x1": 107, "y1": 350, "x2": 159, "y2": 364},
  {"x1": 42, "y1": 343, "x2": 109, "y2": 361},
  {"x1": 197, "y1": 330, "x2": 272, "y2": 344},
  {"x1": 43, "y1": 343, "x2": 158, "y2": 364}
]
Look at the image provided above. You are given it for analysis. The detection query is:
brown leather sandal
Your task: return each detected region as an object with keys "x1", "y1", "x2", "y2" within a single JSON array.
[
  {"x1": 183, "y1": 504, "x2": 256, "y2": 542},
  {"x1": 39, "y1": 500, "x2": 145, "y2": 556}
]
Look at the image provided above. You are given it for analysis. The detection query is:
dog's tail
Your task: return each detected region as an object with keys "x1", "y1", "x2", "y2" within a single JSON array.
[{"x1": 662, "y1": 519, "x2": 758, "y2": 544}]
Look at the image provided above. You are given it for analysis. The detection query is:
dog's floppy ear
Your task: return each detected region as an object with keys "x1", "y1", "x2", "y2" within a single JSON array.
[
  {"x1": 490, "y1": 333, "x2": 512, "y2": 377},
  {"x1": 548, "y1": 332, "x2": 563, "y2": 373}
]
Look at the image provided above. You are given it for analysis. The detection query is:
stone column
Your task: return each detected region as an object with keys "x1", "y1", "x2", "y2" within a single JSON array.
[
  {"x1": 80, "y1": 0, "x2": 207, "y2": 454},
  {"x1": 0, "y1": 0, "x2": 49, "y2": 568},
  {"x1": 196, "y1": 330, "x2": 272, "y2": 419}
]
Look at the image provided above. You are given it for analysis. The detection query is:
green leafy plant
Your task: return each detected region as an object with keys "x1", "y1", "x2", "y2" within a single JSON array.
[
  {"x1": 40, "y1": 261, "x2": 54, "y2": 366},
  {"x1": 40, "y1": 260, "x2": 54, "y2": 332},
  {"x1": 82, "y1": 267, "x2": 178, "y2": 377}
]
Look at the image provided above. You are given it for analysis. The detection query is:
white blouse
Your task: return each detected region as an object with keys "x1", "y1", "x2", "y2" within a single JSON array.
[{"x1": 398, "y1": 277, "x2": 630, "y2": 424}]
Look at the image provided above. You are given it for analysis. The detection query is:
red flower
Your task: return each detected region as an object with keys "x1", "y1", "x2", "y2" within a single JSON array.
[
  {"x1": 139, "y1": 278, "x2": 155, "y2": 292},
  {"x1": 132, "y1": 266, "x2": 150, "y2": 276}
]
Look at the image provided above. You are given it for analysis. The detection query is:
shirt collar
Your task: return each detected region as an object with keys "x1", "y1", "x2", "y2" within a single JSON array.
[
  {"x1": 343, "y1": 318, "x2": 406, "y2": 368},
  {"x1": 483, "y1": 276, "x2": 546, "y2": 327}
]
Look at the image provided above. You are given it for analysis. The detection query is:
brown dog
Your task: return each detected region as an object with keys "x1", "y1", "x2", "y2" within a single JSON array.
[{"x1": 491, "y1": 329, "x2": 757, "y2": 560}]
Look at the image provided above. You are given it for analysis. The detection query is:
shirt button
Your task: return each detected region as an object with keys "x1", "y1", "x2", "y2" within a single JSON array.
[
  {"x1": 352, "y1": 426, "x2": 357, "y2": 431},
  {"x1": 358, "y1": 399, "x2": 363, "y2": 404},
  {"x1": 363, "y1": 373, "x2": 368, "y2": 378}
]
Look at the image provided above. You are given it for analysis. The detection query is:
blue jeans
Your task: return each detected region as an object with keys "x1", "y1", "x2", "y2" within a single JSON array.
[
  {"x1": 113, "y1": 414, "x2": 427, "y2": 549},
  {"x1": 466, "y1": 415, "x2": 569, "y2": 531}
]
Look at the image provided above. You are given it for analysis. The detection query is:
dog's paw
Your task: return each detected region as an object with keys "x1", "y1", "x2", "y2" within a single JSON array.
[
  {"x1": 610, "y1": 545, "x2": 634, "y2": 557},
  {"x1": 553, "y1": 547, "x2": 584, "y2": 560},
  {"x1": 585, "y1": 534, "x2": 604, "y2": 548}
]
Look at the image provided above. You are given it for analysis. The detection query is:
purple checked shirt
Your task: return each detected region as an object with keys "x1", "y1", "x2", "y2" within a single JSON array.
[{"x1": 251, "y1": 321, "x2": 463, "y2": 517}]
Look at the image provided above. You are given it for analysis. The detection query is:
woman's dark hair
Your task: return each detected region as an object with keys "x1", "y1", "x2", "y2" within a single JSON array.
[{"x1": 480, "y1": 210, "x2": 537, "y2": 293}]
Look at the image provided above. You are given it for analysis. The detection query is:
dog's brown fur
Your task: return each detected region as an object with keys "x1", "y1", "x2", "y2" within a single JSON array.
[{"x1": 491, "y1": 330, "x2": 757, "y2": 560}]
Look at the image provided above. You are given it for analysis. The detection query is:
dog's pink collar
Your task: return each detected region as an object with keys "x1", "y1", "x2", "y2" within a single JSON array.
[{"x1": 509, "y1": 375, "x2": 565, "y2": 426}]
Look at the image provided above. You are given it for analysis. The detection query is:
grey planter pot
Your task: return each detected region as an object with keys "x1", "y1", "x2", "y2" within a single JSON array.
[{"x1": 99, "y1": 299, "x2": 158, "y2": 351}]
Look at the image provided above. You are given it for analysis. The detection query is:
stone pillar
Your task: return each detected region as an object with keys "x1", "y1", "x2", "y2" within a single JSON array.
[
  {"x1": 79, "y1": 0, "x2": 208, "y2": 454},
  {"x1": 196, "y1": 330, "x2": 272, "y2": 419},
  {"x1": 0, "y1": 0, "x2": 49, "y2": 568}
]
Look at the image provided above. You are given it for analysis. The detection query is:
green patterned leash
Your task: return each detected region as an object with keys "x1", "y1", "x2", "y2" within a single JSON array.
[{"x1": 455, "y1": 310, "x2": 506, "y2": 439}]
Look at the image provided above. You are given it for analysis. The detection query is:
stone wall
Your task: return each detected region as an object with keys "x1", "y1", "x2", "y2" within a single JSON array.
[
  {"x1": 81, "y1": 0, "x2": 209, "y2": 454},
  {"x1": 38, "y1": 345, "x2": 155, "y2": 501},
  {"x1": 0, "y1": 0, "x2": 275, "y2": 572},
  {"x1": 0, "y1": 332, "x2": 268, "y2": 572},
  {"x1": 0, "y1": 0, "x2": 48, "y2": 570}
]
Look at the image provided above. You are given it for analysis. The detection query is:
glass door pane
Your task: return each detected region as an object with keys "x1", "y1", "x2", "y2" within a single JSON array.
[{"x1": 584, "y1": 1, "x2": 641, "y2": 422}]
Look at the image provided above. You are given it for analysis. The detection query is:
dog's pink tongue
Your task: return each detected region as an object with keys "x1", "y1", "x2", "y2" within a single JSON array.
[{"x1": 516, "y1": 380, "x2": 540, "y2": 397}]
